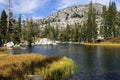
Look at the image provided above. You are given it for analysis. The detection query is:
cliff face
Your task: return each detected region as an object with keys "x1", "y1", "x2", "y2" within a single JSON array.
[{"x1": 35, "y1": 3, "x2": 104, "y2": 28}]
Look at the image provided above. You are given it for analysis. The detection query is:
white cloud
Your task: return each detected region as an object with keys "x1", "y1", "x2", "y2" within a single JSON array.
[
  {"x1": 12, "y1": 0, "x2": 49, "y2": 14},
  {"x1": 92, "y1": 0, "x2": 120, "y2": 11},
  {"x1": 56, "y1": 0, "x2": 88, "y2": 10},
  {"x1": 92, "y1": 0, "x2": 109, "y2": 5},
  {"x1": 0, "y1": 0, "x2": 7, "y2": 10},
  {"x1": 56, "y1": 0, "x2": 120, "y2": 10},
  {"x1": 33, "y1": 16, "x2": 44, "y2": 20},
  {"x1": 0, "y1": 0, "x2": 49, "y2": 14},
  {"x1": 0, "y1": 0, "x2": 6, "y2": 4},
  {"x1": 57, "y1": 0, "x2": 108, "y2": 10}
]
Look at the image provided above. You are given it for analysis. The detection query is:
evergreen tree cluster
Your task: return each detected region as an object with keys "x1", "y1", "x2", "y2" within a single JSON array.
[
  {"x1": 41, "y1": 23, "x2": 86, "y2": 42},
  {"x1": 41, "y1": 23, "x2": 59, "y2": 40},
  {"x1": 0, "y1": 10, "x2": 7, "y2": 45},
  {"x1": 24, "y1": 18, "x2": 40, "y2": 46},
  {"x1": 0, "y1": 10, "x2": 40, "y2": 46},
  {"x1": 102, "y1": 1, "x2": 120, "y2": 40},
  {"x1": 40, "y1": 2, "x2": 97, "y2": 42},
  {"x1": 86, "y1": 2, "x2": 97, "y2": 42},
  {"x1": 0, "y1": 10, "x2": 22, "y2": 46},
  {"x1": 0, "y1": 1, "x2": 120, "y2": 46},
  {"x1": 41, "y1": 1, "x2": 120, "y2": 43}
]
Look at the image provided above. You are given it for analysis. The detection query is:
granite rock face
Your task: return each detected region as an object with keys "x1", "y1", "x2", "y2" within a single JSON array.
[{"x1": 35, "y1": 3, "x2": 104, "y2": 29}]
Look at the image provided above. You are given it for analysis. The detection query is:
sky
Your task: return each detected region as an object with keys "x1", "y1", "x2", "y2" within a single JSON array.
[{"x1": 0, "y1": 0, "x2": 120, "y2": 20}]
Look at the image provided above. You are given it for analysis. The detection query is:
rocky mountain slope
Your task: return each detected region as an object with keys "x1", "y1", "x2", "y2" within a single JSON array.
[{"x1": 36, "y1": 3, "x2": 104, "y2": 28}]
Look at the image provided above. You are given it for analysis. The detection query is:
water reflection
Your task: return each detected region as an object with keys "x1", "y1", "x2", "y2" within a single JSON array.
[{"x1": 9, "y1": 44, "x2": 120, "y2": 80}]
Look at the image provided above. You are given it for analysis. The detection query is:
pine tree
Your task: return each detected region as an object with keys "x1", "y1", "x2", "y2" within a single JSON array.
[
  {"x1": 11, "y1": 14, "x2": 22, "y2": 44},
  {"x1": 0, "y1": 10, "x2": 7, "y2": 45},
  {"x1": 70, "y1": 26, "x2": 74, "y2": 42},
  {"x1": 111, "y1": 2, "x2": 117, "y2": 37},
  {"x1": 65, "y1": 24, "x2": 71, "y2": 41},
  {"x1": 25, "y1": 18, "x2": 40, "y2": 46},
  {"x1": 26, "y1": 18, "x2": 33, "y2": 46},
  {"x1": 54, "y1": 27, "x2": 59, "y2": 40},
  {"x1": 102, "y1": 6, "x2": 108, "y2": 39},
  {"x1": 103, "y1": 1, "x2": 117, "y2": 39},
  {"x1": 73, "y1": 23, "x2": 80, "y2": 42},
  {"x1": 92, "y1": 8, "x2": 97, "y2": 40},
  {"x1": 107, "y1": 1, "x2": 117, "y2": 38},
  {"x1": 18, "y1": 14, "x2": 22, "y2": 39},
  {"x1": 7, "y1": 11, "x2": 16, "y2": 42},
  {"x1": 116, "y1": 12, "x2": 120, "y2": 36},
  {"x1": 80, "y1": 23, "x2": 87, "y2": 41},
  {"x1": 87, "y1": 2, "x2": 97, "y2": 42}
]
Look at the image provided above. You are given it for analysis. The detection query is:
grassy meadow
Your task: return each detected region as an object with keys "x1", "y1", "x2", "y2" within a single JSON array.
[
  {"x1": 84, "y1": 37, "x2": 120, "y2": 47},
  {"x1": 84, "y1": 42, "x2": 120, "y2": 47},
  {"x1": 0, "y1": 52, "x2": 76, "y2": 80}
]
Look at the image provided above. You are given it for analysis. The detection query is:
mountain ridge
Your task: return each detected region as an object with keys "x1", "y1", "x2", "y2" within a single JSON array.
[{"x1": 35, "y1": 3, "x2": 104, "y2": 28}]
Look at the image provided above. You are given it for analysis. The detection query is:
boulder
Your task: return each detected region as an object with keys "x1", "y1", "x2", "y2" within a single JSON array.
[{"x1": 6, "y1": 41, "x2": 14, "y2": 47}]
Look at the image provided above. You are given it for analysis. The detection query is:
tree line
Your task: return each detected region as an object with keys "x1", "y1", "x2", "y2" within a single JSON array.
[
  {"x1": 0, "y1": 10, "x2": 40, "y2": 46},
  {"x1": 102, "y1": 1, "x2": 120, "y2": 39},
  {"x1": 41, "y1": 1, "x2": 120, "y2": 43},
  {"x1": 0, "y1": 1, "x2": 120, "y2": 46}
]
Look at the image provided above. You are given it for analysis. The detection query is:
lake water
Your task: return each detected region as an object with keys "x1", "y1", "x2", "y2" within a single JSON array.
[{"x1": 8, "y1": 44, "x2": 120, "y2": 80}]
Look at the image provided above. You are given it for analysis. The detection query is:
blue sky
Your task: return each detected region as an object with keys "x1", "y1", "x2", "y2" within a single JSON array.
[{"x1": 0, "y1": 0, "x2": 120, "y2": 20}]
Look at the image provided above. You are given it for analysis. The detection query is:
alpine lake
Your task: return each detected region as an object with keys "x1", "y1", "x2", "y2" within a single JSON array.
[{"x1": 8, "y1": 44, "x2": 120, "y2": 80}]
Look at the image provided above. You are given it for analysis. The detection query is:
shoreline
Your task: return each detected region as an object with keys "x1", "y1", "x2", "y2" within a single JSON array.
[
  {"x1": 59, "y1": 42, "x2": 84, "y2": 44},
  {"x1": 2, "y1": 41, "x2": 120, "y2": 48},
  {"x1": 84, "y1": 42, "x2": 120, "y2": 47}
]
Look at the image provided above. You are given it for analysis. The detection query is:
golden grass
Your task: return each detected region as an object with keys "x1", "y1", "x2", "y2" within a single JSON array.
[
  {"x1": 0, "y1": 47, "x2": 8, "y2": 54},
  {"x1": 35, "y1": 56, "x2": 76, "y2": 80},
  {"x1": 107, "y1": 37, "x2": 120, "y2": 43},
  {"x1": 84, "y1": 37, "x2": 120, "y2": 47},
  {"x1": 84, "y1": 42, "x2": 120, "y2": 47},
  {"x1": 0, "y1": 47, "x2": 7, "y2": 51},
  {"x1": 0, "y1": 53, "x2": 76, "y2": 80}
]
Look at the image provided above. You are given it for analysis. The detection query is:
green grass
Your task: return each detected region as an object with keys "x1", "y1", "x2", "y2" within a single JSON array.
[{"x1": 0, "y1": 53, "x2": 76, "y2": 80}]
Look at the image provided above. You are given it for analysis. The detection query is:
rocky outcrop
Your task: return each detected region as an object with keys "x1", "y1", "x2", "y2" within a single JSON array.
[
  {"x1": 35, "y1": 3, "x2": 104, "y2": 28},
  {"x1": 35, "y1": 38, "x2": 57, "y2": 45}
]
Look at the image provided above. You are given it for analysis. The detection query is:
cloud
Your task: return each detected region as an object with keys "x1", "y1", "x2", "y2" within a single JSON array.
[
  {"x1": 0, "y1": 0, "x2": 7, "y2": 10},
  {"x1": 92, "y1": 0, "x2": 120, "y2": 10},
  {"x1": 12, "y1": 0, "x2": 49, "y2": 14},
  {"x1": 92, "y1": 0, "x2": 109, "y2": 5},
  {"x1": 0, "y1": 0, "x2": 6, "y2": 4},
  {"x1": 0, "y1": 0, "x2": 49, "y2": 14},
  {"x1": 56, "y1": 0, "x2": 88, "y2": 10},
  {"x1": 33, "y1": 16, "x2": 44, "y2": 20},
  {"x1": 56, "y1": 0, "x2": 120, "y2": 10},
  {"x1": 93, "y1": 0, "x2": 120, "y2": 11}
]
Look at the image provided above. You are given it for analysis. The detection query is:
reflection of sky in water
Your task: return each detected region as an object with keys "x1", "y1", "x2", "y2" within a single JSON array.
[{"x1": 8, "y1": 44, "x2": 120, "y2": 80}]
